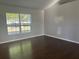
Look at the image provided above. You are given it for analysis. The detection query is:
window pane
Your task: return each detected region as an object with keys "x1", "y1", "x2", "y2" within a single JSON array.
[
  {"x1": 6, "y1": 13, "x2": 19, "y2": 25},
  {"x1": 6, "y1": 13, "x2": 20, "y2": 35},
  {"x1": 21, "y1": 26, "x2": 31, "y2": 32},
  {"x1": 8, "y1": 27, "x2": 20, "y2": 35},
  {"x1": 20, "y1": 14, "x2": 31, "y2": 33},
  {"x1": 20, "y1": 14, "x2": 31, "y2": 25}
]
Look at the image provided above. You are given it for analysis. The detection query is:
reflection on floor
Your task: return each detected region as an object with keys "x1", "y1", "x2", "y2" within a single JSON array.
[
  {"x1": 0, "y1": 35, "x2": 79, "y2": 59},
  {"x1": 9, "y1": 41, "x2": 32, "y2": 59}
]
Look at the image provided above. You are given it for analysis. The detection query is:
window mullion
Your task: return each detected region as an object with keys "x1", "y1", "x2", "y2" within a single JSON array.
[{"x1": 19, "y1": 13, "x2": 21, "y2": 33}]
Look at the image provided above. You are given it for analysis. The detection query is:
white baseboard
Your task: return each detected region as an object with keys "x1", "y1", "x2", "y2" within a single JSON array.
[
  {"x1": 0, "y1": 34, "x2": 79, "y2": 44},
  {"x1": 45, "y1": 34, "x2": 79, "y2": 44},
  {"x1": 0, "y1": 34, "x2": 44, "y2": 44}
]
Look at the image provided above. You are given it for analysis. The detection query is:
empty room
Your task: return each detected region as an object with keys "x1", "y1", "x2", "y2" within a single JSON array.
[{"x1": 0, "y1": 0, "x2": 79, "y2": 59}]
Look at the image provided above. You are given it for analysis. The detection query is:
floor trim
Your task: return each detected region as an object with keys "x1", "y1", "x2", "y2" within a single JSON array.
[
  {"x1": 45, "y1": 34, "x2": 79, "y2": 44},
  {"x1": 1, "y1": 34, "x2": 79, "y2": 44},
  {"x1": 0, "y1": 34, "x2": 44, "y2": 44}
]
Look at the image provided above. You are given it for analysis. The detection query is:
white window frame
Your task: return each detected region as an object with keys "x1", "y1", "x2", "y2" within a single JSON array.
[{"x1": 6, "y1": 12, "x2": 32, "y2": 35}]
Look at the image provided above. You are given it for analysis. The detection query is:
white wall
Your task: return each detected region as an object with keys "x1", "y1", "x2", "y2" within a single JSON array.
[
  {"x1": 0, "y1": 5, "x2": 44, "y2": 43},
  {"x1": 44, "y1": 0, "x2": 79, "y2": 42},
  {"x1": 1, "y1": 0, "x2": 79, "y2": 43}
]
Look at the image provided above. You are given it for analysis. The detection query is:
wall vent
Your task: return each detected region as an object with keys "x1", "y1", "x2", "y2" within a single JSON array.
[{"x1": 59, "y1": 0, "x2": 76, "y2": 5}]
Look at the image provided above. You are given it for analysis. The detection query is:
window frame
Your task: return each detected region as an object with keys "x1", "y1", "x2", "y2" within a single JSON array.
[{"x1": 6, "y1": 12, "x2": 32, "y2": 35}]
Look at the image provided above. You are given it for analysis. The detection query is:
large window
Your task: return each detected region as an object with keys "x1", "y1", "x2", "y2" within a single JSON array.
[{"x1": 6, "y1": 13, "x2": 31, "y2": 35}]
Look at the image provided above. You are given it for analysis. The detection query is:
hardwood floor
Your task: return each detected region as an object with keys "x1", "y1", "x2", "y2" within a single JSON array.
[{"x1": 0, "y1": 35, "x2": 79, "y2": 59}]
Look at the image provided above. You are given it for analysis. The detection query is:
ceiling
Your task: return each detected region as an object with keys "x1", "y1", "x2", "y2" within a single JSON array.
[{"x1": 0, "y1": 0, "x2": 54, "y2": 9}]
